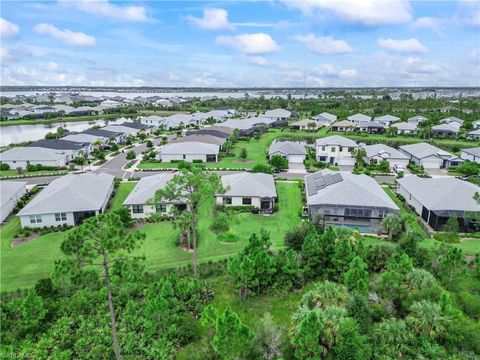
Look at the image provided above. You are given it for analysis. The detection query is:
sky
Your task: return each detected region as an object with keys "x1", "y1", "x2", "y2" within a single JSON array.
[{"x1": 1, "y1": 0, "x2": 479, "y2": 87}]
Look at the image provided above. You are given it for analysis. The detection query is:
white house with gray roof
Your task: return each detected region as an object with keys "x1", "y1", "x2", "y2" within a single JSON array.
[
  {"x1": 440, "y1": 117, "x2": 464, "y2": 127},
  {"x1": 305, "y1": 169, "x2": 399, "y2": 231},
  {"x1": 312, "y1": 112, "x2": 337, "y2": 125},
  {"x1": 460, "y1": 147, "x2": 480, "y2": 164},
  {"x1": 467, "y1": 129, "x2": 480, "y2": 140},
  {"x1": 432, "y1": 123, "x2": 460, "y2": 138},
  {"x1": 397, "y1": 176, "x2": 479, "y2": 232},
  {"x1": 408, "y1": 115, "x2": 428, "y2": 124},
  {"x1": 1, "y1": 180, "x2": 27, "y2": 223},
  {"x1": 315, "y1": 136, "x2": 359, "y2": 166},
  {"x1": 61, "y1": 133, "x2": 110, "y2": 147},
  {"x1": 216, "y1": 173, "x2": 277, "y2": 213},
  {"x1": 17, "y1": 173, "x2": 114, "y2": 228},
  {"x1": 374, "y1": 115, "x2": 400, "y2": 126},
  {"x1": 399, "y1": 142, "x2": 463, "y2": 169},
  {"x1": 159, "y1": 142, "x2": 219, "y2": 163},
  {"x1": 263, "y1": 108, "x2": 293, "y2": 122},
  {"x1": 123, "y1": 173, "x2": 186, "y2": 218},
  {"x1": 362, "y1": 144, "x2": 409, "y2": 169},
  {"x1": 268, "y1": 141, "x2": 307, "y2": 163},
  {"x1": 0, "y1": 147, "x2": 75, "y2": 170},
  {"x1": 347, "y1": 113, "x2": 371, "y2": 125},
  {"x1": 392, "y1": 122, "x2": 418, "y2": 135}
]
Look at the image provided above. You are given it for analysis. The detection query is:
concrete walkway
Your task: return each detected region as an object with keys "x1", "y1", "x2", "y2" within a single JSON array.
[{"x1": 288, "y1": 162, "x2": 306, "y2": 173}]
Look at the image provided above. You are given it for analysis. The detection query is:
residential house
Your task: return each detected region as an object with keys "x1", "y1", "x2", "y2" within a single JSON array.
[
  {"x1": 330, "y1": 120, "x2": 356, "y2": 132},
  {"x1": 141, "y1": 115, "x2": 164, "y2": 128},
  {"x1": 216, "y1": 173, "x2": 277, "y2": 213},
  {"x1": 408, "y1": 115, "x2": 428, "y2": 124},
  {"x1": 123, "y1": 173, "x2": 186, "y2": 218},
  {"x1": 399, "y1": 142, "x2": 463, "y2": 169},
  {"x1": 170, "y1": 134, "x2": 226, "y2": 148},
  {"x1": 440, "y1": 117, "x2": 464, "y2": 127},
  {"x1": 467, "y1": 129, "x2": 480, "y2": 140},
  {"x1": 347, "y1": 113, "x2": 371, "y2": 125},
  {"x1": 397, "y1": 176, "x2": 479, "y2": 232},
  {"x1": 120, "y1": 121, "x2": 154, "y2": 134},
  {"x1": 305, "y1": 169, "x2": 399, "y2": 231},
  {"x1": 222, "y1": 117, "x2": 278, "y2": 136},
  {"x1": 159, "y1": 142, "x2": 220, "y2": 163},
  {"x1": 392, "y1": 122, "x2": 418, "y2": 135},
  {"x1": 460, "y1": 147, "x2": 480, "y2": 164},
  {"x1": 186, "y1": 125, "x2": 233, "y2": 139},
  {"x1": 315, "y1": 136, "x2": 358, "y2": 166},
  {"x1": 290, "y1": 119, "x2": 321, "y2": 131},
  {"x1": 263, "y1": 108, "x2": 294, "y2": 123},
  {"x1": 61, "y1": 133, "x2": 110, "y2": 147},
  {"x1": 30, "y1": 138, "x2": 92, "y2": 156},
  {"x1": 1, "y1": 180, "x2": 27, "y2": 222},
  {"x1": 357, "y1": 121, "x2": 386, "y2": 134},
  {"x1": 268, "y1": 141, "x2": 307, "y2": 163},
  {"x1": 312, "y1": 112, "x2": 337, "y2": 126},
  {"x1": 82, "y1": 129, "x2": 126, "y2": 144},
  {"x1": 101, "y1": 124, "x2": 141, "y2": 137},
  {"x1": 374, "y1": 115, "x2": 400, "y2": 126},
  {"x1": 362, "y1": 144, "x2": 409, "y2": 169},
  {"x1": 162, "y1": 114, "x2": 194, "y2": 129},
  {"x1": 0, "y1": 147, "x2": 75, "y2": 169},
  {"x1": 431, "y1": 123, "x2": 460, "y2": 138},
  {"x1": 17, "y1": 173, "x2": 114, "y2": 228}
]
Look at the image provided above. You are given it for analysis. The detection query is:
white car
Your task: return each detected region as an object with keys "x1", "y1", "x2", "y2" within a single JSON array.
[{"x1": 393, "y1": 164, "x2": 405, "y2": 173}]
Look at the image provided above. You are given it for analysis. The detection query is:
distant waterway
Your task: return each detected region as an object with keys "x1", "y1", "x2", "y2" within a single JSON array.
[{"x1": 0, "y1": 117, "x2": 132, "y2": 147}]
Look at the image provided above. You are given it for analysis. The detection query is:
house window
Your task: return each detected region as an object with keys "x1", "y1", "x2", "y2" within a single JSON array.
[
  {"x1": 339, "y1": 146, "x2": 343, "y2": 151},
  {"x1": 348, "y1": 147, "x2": 354, "y2": 152},
  {"x1": 132, "y1": 205, "x2": 144, "y2": 214},
  {"x1": 319, "y1": 156, "x2": 327, "y2": 161},
  {"x1": 55, "y1": 213, "x2": 67, "y2": 221},
  {"x1": 331, "y1": 147, "x2": 336, "y2": 152},
  {"x1": 242, "y1": 197, "x2": 252, "y2": 205},
  {"x1": 182, "y1": 154, "x2": 186, "y2": 160},
  {"x1": 30, "y1": 215, "x2": 42, "y2": 224},
  {"x1": 322, "y1": 146, "x2": 326, "y2": 151},
  {"x1": 156, "y1": 204, "x2": 167, "y2": 213},
  {"x1": 223, "y1": 197, "x2": 232, "y2": 205}
]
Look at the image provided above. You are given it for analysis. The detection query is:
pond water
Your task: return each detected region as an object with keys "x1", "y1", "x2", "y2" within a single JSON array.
[{"x1": 0, "y1": 117, "x2": 133, "y2": 147}]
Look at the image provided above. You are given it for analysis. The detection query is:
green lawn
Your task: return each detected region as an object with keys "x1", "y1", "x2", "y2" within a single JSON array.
[
  {"x1": 0, "y1": 181, "x2": 304, "y2": 292},
  {"x1": 110, "y1": 182, "x2": 137, "y2": 211},
  {"x1": 0, "y1": 170, "x2": 68, "y2": 178},
  {"x1": 420, "y1": 238, "x2": 480, "y2": 256}
]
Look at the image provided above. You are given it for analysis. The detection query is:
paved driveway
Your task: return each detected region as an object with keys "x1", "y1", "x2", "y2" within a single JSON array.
[
  {"x1": 288, "y1": 162, "x2": 306, "y2": 173},
  {"x1": 426, "y1": 168, "x2": 449, "y2": 177},
  {"x1": 338, "y1": 165, "x2": 354, "y2": 172}
]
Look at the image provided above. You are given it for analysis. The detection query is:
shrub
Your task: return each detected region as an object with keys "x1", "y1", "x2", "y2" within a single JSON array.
[
  {"x1": 192, "y1": 159, "x2": 203, "y2": 163},
  {"x1": 457, "y1": 161, "x2": 480, "y2": 176},
  {"x1": 210, "y1": 211, "x2": 230, "y2": 233},
  {"x1": 251, "y1": 164, "x2": 273, "y2": 174},
  {"x1": 218, "y1": 231, "x2": 240, "y2": 243},
  {"x1": 270, "y1": 155, "x2": 288, "y2": 172},
  {"x1": 0, "y1": 163, "x2": 10, "y2": 171},
  {"x1": 126, "y1": 150, "x2": 136, "y2": 160}
]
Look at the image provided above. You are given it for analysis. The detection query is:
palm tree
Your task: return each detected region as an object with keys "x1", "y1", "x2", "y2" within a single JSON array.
[
  {"x1": 352, "y1": 148, "x2": 367, "y2": 169},
  {"x1": 407, "y1": 300, "x2": 448, "y2": 339},
  {"x1": 381, "y1": 214, "x2": 404, "y2": 241}
]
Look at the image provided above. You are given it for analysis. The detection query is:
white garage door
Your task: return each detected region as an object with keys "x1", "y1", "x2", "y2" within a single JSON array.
[
  {"x1": 337, "y1": 157, "x2": 355, "y2": 166},
  {"x1": 288, "y1": 155, "x2": 305, "y2": 164},
  {"x1": 421, "y1": 159, "x2": 442, "y2": 169}
]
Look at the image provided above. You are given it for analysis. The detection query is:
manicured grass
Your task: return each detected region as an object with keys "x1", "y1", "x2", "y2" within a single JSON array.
[
  {"x1": 420, "y1": 238, "x2": 480, "y2": 256},
  {"x1": 0, "y1": 181, "x2": 304, "y2": 292},
  {"x1": 0, "y1": 170, "x2": 68, "y2": 178},
  {"x1": 0, "y1": 216, "x2": 21, "y2": 249},
  {"x1": 110, "y1": 182, "x2": 137, "y2": 211}
]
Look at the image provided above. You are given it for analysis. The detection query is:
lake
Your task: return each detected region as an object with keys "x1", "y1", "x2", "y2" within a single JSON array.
[{"x1": 0, "y1": 117, "x2": 133, "y2": 147}]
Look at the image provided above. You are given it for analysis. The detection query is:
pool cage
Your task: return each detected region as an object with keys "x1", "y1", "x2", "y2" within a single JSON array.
[{"x1": 421, "y1": 207, "x2": 480, "y2": 232}]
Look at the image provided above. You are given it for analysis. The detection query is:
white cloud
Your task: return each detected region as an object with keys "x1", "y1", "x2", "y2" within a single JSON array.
[
  {"x1": 58, "y1": 0, "x2": 148, "y2": 22},
  {"x1": 215, "y1": 33, "x2": 280, "y2": 54},
  {"x1": 313, "y1": 63, "x2": 337, "y2": 76},
  {"x1": 378, "y1": 38, "x2": 427, "y2": 53},
  {"x1": 0, "y1": 47, "x2": 32, "y2": 63},
  {"x1": 295, "y1": 34, "x2": 352, "y2": 55},
  {"x1": 39, "y1": 61, "x2": 59, "y2": 71},
  {"x1": 33, "y1": 23, "x2": 96, "y2": 46},
  {"x1": 240, "y1": 55, "x2": 269, "y2": 66},
  {"x1": 0, "y1": 18, "x2": 19, "y2": 39},
  {"x1": 340, "y1": 68, "x2": 357, "y2": 77},
  {"x1": 187, "y1": 8, "x2": 234, "y2": 30},
  {"x1": 405, "y1": 57, "x2": 440, "y2": 74},
  {"x1": 282, "y1": 0, "x2": 412, "y2": 25}
]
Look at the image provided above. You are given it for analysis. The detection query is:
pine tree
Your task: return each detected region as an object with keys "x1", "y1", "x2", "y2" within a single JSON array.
[{"x1": 344, "y1": 256, "x2": 369, "y2": 294}]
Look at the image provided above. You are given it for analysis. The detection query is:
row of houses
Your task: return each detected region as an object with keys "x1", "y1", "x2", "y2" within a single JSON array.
[{"x1": 0, "y1": 122, "x2": 153, "y2": 170}]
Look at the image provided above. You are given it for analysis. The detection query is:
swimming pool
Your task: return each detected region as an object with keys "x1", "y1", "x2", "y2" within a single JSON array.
[{"x1": 328, "y1": 224, "x2": 376, "y2": 233}]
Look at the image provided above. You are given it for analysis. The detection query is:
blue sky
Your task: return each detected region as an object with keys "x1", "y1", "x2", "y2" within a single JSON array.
[{"x1": 1, "y1": 0, "x2": 479, "y2": 87}]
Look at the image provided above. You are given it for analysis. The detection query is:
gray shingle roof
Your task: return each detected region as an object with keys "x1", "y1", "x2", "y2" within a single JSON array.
[
  {"x1": 313, "y1": 112, "x2": 337, "y2": 122},
  {"x1": 222, "y1": 117, "x2": 276, "y2": 130},
  {"x1": 18, "y1": 173, "x2": 114, "y2": 216},
  {"x1": 30, "y1": 139, "x2": 89, "y2": 151},
  {"x1": 362, "y1": 144, "x2": 409, "y2": 160},
  {"x1": 305, "y1": 169, "x2": 399, "y2": 210},
  {"x1": 374, "y1": 115, "x2": 400, "y2": 123},
  {"x1": 62, "y1": 133, "x2": 107, "y2": 143},
  {"x1": 268, "y1": 141, "x2": 307, "y2": 156},
  {"x1": 221, "y1": 173, "x2": 277, "y2": 198},
  {"x1": 358, "y1": 121, "x2": 386, "y2": 128},
  {"x1": 160, "y1": 141, "x2": 219, "y2": 155},
  {"x1": 123, "y1": 174, "x2": 174, "y2": 205},
  {"x1": 461, "y1": 147, "x2": 480, "y2": 157},
  {"x1": 347, "y1": 113, "x2": 371, "y2": 122},
  {"x1": 315, "y1": 135, "x2": 358, "y2": 147},
  {"x1": 264, "y1": 108, "x2": 292, "y2": 118},
  {"x1": 171, "y1": 134, "x2": 226, "y2": 146},
  {"x1": 399, "y1": 142, "x2": 454, "y2": 159},
  {"x1": 408, "y1": 115, "x2": 428, "y2": 123},
  {"x1": 1, "y1": 180, "x2": 27, "y2": 208},
  {"x1": 432, "y1": 124, "x2": 460, "y2": 133},
  {"x1": 397, "y1": 176, "x2": 480, "y2": 212},
  {"x1": 0, "y1": 147, "x2": 75, "y2": 161},
  {"x1": 392, "y1": 122, "x2": 418, "y2": 130}
]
